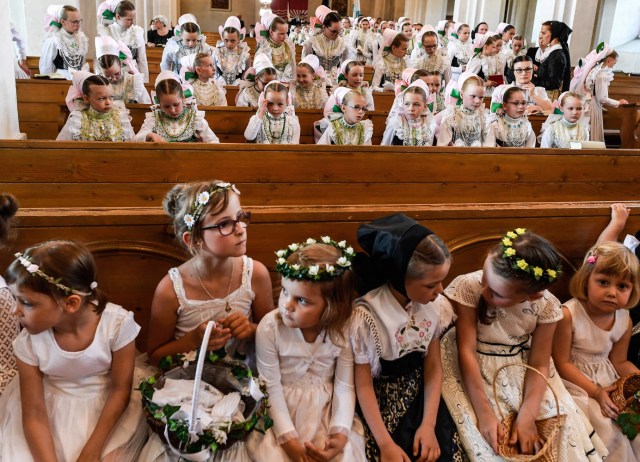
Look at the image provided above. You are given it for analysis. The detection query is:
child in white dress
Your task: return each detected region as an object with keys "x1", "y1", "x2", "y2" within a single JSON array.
[
  {"x1": 95, "y1": 35, "x2": 151, "y2": 104},
  {"x1": 382, "y1": 80, "x2": 436, "y2": 146},
  {"x1": 97, "y1": 0, "x2": 148, "y2": 82},
  {"x1": 411, "y1": 30, "x2": 451, "y2": 87},
  {"x1": 180, "y1": 53, "x2": 227, "y2": 107},
  {"x1": 40, "y1": 5, "x2": 89, "y2": 79},
  {"x1": 134, "y1": 71, "x2": 219, "y2": 143},
  {"x1": 236, "y1": 54, "x2": 278, "y2": 108},
  {"x1": 539, "y1": 91, "x2": 590, "y2": 148},
  {"x1": 347, "y1": 16, "x2": 374, "y2": 64},
  {"x1": 440, "y1": 229, "x2": 607, "y2": 461},
  {"x1": 140, "y1": 180, "x2": 274, "y2": 462},
  {"x1": 246, "y1": 237, "x2": 366, "y2": 461},
  {"x1": 0, "y1": 194, "x2": 18, "y2": 396},
  {"x1": 553, "y1": 241, "x2": 640, "y2": 460},
  {"x1": 245, "y1": 81, "x2": 300, "y2": 144},
  {"x1": 255, "y1": 12, "x2": 297, "y2": 83},
  {"x1": 291, "y1": 55, "x2": 328, "y2": 110},
  {"x1": 372, "y1": 29, "x2": 409, "y2": 92},
  {"x1": 0, "y1": 240, "x2": 146, "y2": 461},
  {"x1": 161, "y1": 14, "x2": 213, "y2": 76},
  {"x1": 333, "y1": 60, "x2": 375, "y2": 112},
  {"x1": 467, "y1": 32, "x2": 503, "y2": 96},
  {"x1": 490, "y1": 85, "x2": 536, "y2": 147},
  {"x1": 437, "y1": 74, "x2": 495, "y2": 146},
  {"x1": 57, "y1": 72, "x2": 134, "y2": 141},
  {"x1": 213, "y1": 16, "x2": 251, "y2": 86},
  {"x1": 448, "y1": 23, "x2": 473, "y2": 81},
  {"x1": 317, "y1": 88, "x2": 373, "y2": 145},
  {"x1": 351, "y1": 214, "x2": 460, "y2": 462}
]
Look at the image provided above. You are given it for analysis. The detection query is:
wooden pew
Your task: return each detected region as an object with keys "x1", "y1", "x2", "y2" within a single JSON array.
[{"x1": 1, "y1": 140, "x2": 639, "y2": 347}]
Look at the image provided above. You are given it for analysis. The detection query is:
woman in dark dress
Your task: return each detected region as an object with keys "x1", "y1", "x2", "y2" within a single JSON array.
[
  {"x1": 531, "y1": 20, "x2": 572, "y2": 100},
  {"x1": 147, "y1": 15, "x2": 173, "y2": 47}
]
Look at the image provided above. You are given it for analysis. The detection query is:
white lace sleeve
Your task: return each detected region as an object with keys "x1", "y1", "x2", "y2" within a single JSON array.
[
  {"x1": 436, "y1": 114, "x2": 454, "y2": 146},
  {"x1": 362, "y1": 119, "x2": 374, "y2": 145},
  {"x1": 244, "y1": 114, "x2": 262, "y2": 141},
  {"x1": 160, "y1": 39, "x2": 178, "y2": 72},
  {"x1": 256, "y1": 313, "x2": 298, "y2": 443},
  {"x1": 118, "y1": 108, "x2": 135, "y2": 141},
  {"x1": 595, "y1": 72, "x2": 619, "y2": 108},
  {"x1": 290, "y1": 115, "x2": 301, "y2": 144},
  {"x1": 365, "y1": 87, "x2": 375, "y2": 110},
  {"x1": 133, "y1": 73, "x2": 152, "y2": 104},
  {"x1": 536, "y1": 291, "x2": 563, "y2": 324},
  {"x1": 135, "y1": 27, "x2": 149, "y2": 82},
  {"x1": 133, "y1": 111, "x2": 156, "y2": 142},
  {"x1": 434, "y1": 295, "x2": 456, "y2": 337},
  {"x1": 350, "y1": 307, "x2": 382, "y2": 376},
  {"x1": 466, "y1": 56, "x2": 482, "y2": 75},
  {"x1": 381, "y1": 116, "x2": 399, "y2": 145},
  {"x1": 195, "y1": 111, "x2": 220, "y2": 143},
  {"x1": 371, "y1": 61, "x2": 385, "y2": 91},
  {"x1": 539, "y1": 123, "x2": 554, "y2": 148},
  {"x1": 235, "y1": 88, "x2": 250, "y2": 107},
  {"x1": 56, "y1": 111, "x2": 82, "y2": 141},
  {"x1": 329, "y1": 341, "x2": 356, "y2": 436},
  {"x1": 443, "y1": 272, "x2": 482, "y2": 309}
]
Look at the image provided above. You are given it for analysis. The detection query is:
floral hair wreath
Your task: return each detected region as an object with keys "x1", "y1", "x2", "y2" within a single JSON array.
[
  {"x1": 275, "y1": 237, "x2": 355, "y2": 281},
  {"x1": 183, "y1": 182, "x2": 241, "y2": 230},
  {"x1": 14, "y1": 253, "x2": 97, "y2": 296},
  {"x1": 501, "y1": 228, "x2": 562, "y2": 283}
]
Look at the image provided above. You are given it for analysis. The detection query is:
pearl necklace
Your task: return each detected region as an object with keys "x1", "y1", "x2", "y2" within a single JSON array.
[
  {"x1": 294, "y1": 84, "x2": 324, "y2": 109},
  {"x1": 79, "y1": 108, "x2": 123, "y2": 141},
  {"x1": 452, "y1": 107, "x2": 485, "y2": 146},
  {"x1": 382, "y1": 54, "x2": 406, "y2": 83},
  {"x1": 216, "y1": 46, "x2": 247, "y2": 84},
  {"x1": 111, "y1": 74, "x2": 135, "y2": 103},
  {"x1": 261, "y1": 113, "x2": 288, "y2": 144},
  {"x1": 55, "y1": 29, "x2": 86, "y2": 70},
  {"x1": 154, "y1": 107, "x2": 198, "y2": 142},
  {"x1": 193, "y1": 80, "x2": 224, "y2": 106},
  {"x1": 400, "y1": 116, "x2": 433, "y2": 146},
  {"x1": 416, "y1": 52, "x2": 445, "y2": 75},
  {"x1": 498, "y1": 114, "x2": 529, "y2": 147}
]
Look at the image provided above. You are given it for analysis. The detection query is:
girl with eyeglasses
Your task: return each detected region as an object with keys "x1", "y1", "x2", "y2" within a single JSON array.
[
  {"x1": 236, "y1": 54, "x2": 278, "y2": 107},
  {"x1": 142, "y1": 180, "x2": 274, "y2": 461},
  {"x1": 411, "y1": 30, "x2": 452, "y2": 87},
  {"x1": 317, "y1": 88, "x2": 373, "y2": 145},
  {"x1": 301, "y1": 6, "x2": 349, "y2": 87},
  {"x1": 489, "y1": 85, "x2": 536, "y2": 147},
  {"x1": 40, "y1": 5, "x2": 89, "y2": 80},
  {"x1": 511, "y1": 55, "x2": 553, "y2": 113}
]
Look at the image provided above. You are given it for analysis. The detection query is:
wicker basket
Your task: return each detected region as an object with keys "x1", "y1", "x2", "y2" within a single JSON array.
[
  {"x1": 139, "y1": 322, "x2": 271, "y2": 460},
  {"x1": 492, "y1": 363, "x2": 566, "y2": 462},
  {"x1": 611, "y1": 372, "x2": 640, "y2": 413}
]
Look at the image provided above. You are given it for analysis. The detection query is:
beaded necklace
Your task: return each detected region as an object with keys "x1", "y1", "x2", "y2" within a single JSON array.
[
  {"x1": 108, "y1": 23, "x2": 140, "y2": 60},
  {"x1": 153, "y1": 106, "x2": 197, "y2": 142},
  {"x1": 453, "y1": 40, "x2": 472, "y2": 64},
  {"x1": 79, "y1": 108, "x2": 124, "y2": 141},
  {"x1": 294, "y1": 84, "x2": 325, "y2": 109},
  {"x1": 193, "y1": 80, "x2": 224, "y2": 106},
  {"x1": 215, "y1": 46, "x2": 248, "y2": 84},
  {"x1": 55, "y1": 29, "x2": 86, "y2": 70},
  {"x1": 267, "y1": 39, "x2": 291, "y2": 73},
  {"x1": 497, "y1": 114, "x2": 529, "y2": 147},
  {"x1": 241, "y1": 85, "x2": 261, "y2": 107},
  {"x1": 452, "y1": 106, "x2": 485, "y2": 146},
  {"x1": 382, "y1": 54, "x2": 406, "y2": 84},
  {"x1": 332, "y1": 117, "x2": 364, "y2": 145},
  {"x1": 261, "y1": 113, "x2": 288, "y2": 144},
  {"x1": 311, "y1": 35, "x2": 345, "y2": 72},
  {"x1": 400, "y1": 116, "x2": 433, "y2": 146},
  {"x1": 416, "y1": 52, "x2": 446, "y2": 75},
  {"x1": 111, "y1": 74, "x2": 135, "y2": 103}
]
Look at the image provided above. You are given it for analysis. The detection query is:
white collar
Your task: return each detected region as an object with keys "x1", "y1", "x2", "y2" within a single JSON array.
[{"x1": 537, "y1": 43, "x2": 562, "y2": 62}]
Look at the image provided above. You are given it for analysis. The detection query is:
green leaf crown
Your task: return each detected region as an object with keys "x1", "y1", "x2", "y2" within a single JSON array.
[{"x1": 275, "y1": 236, "x2": 355, "y2": 281}]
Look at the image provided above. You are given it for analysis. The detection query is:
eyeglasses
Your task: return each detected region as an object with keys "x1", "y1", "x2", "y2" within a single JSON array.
[
  {"x1": 514, "y1": 67, "x2": 533, "y2": 73},
  {"x1": 201, "y1": 211, "x2": 251, "y2": 236},
  {"x1": 423, "y1": 44, "x2": 438, "y2": 50},
  {"x1": 64, "y1": 19, "x2": 83, "y2": 26},
  {"x1": 344, "y1": 104, "x2": 367, "y2": 112},
  {"x1": 505, "y1": 101, "x2": 528, "y2": 107},
  {"x1": 326, "y1": 27, "x2": 343, "y2": 36}
]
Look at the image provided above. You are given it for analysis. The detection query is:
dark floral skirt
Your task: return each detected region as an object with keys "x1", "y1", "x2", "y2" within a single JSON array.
[{"x1": 359, "y1": 352, "x2": 463, "y2": 461}]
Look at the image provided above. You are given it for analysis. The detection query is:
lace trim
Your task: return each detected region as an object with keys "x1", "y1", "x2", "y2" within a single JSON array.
[
  {"x1": 192, "y1": 80, "x2": 225, "y2": 106},
  {"x1": 452, "y1": 107, "x2": 486, "y2": 145},
  {"x1": 496, "y1": 114, "x2": 529, "y2": 147},
  {"x1": 153, "y1": 106, "x2": 198, "y2": 142},
  {"x1": 78, "y1": 108, "x2": 124, "y2": 141},
  {"x1": 353, "y1": 306, "x2": 383, "y2": 376}
]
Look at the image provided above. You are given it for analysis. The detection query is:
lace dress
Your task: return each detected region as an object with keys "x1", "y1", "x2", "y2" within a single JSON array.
[
  {"x1": 562, "y1": 298, "x2": 640, "y2": 460},
  {"x1": 244, "y1": 112, "x2": 301, "y2": 144},
  {"x1": 381, "y1": 113, "x2": 436, "y2": 146},
  {"x1": 437, "y1": 106, "x2": 495, "y2": 147},
  {"x1": 302, "y1": 34, "x2": 349, "y2": 87},
  {"x1": 411, "y1": 53, "x2": 452, "y2": 85},
  {"x1": 255, "y1": 38, "x2": 296, "y2": 83},
  {"x1": 39, "y1": 28, "x2": 89, "y2": 79},
  {"x1": 372, "y1": 54, "x2": 408, "y2": 91},
  {"x1": 440, "y1": 271, "x2": 608, "y2": 462},
  {"x1": 99, "y1": 23, "x2": 148, "y2": 82},
  {"x1": 585, "y1": 64, "x2": 620, "y2": 142},
  {"x1": 491, "y1": 114, "x2": 536, "y2": 147},
  {"x1": 317, "y1": 117, "x2": 373, "y2": 145},
  {"x1": 0, "y1": 303, "x2": 147, "y2": 461},
  {"x1": 292, "y1": 83, "x2": 328, "y2": 110},
  {"x1": 192, "y1": 79, "x2": 227, "y2": 107},
  {"x1": 245, "y1": 310, "x2": 366, "y2": 461},
  {"x1": 539, "y1": 119, "x2": 589, "y2": 148},
  {"x1": 161, "y1": 37, "x2": 213, "y2": 76},
  {"x1": 56, "y1": 107, "x2": 134, "y2": 141},
  {"x1": 0, "y1": 277, "x2": 18, "y2": 396},
  {"x1": 133, "y1": 105, "x2": 220, "y2": 143},
  {"x1": 236, "y1": 85, "x2": 261, "y2": 108},
  {"x1": 110, "y1": 73, "x2": 151, "y2": 104},
  {"x1": 213, "y1": 43, "x2": 251, "y2": 86}
]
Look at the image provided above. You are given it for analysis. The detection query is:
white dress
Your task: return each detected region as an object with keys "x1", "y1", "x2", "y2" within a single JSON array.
[
  {"x1": 301, "y1": 35, "x2": 349, "y2": 87},
  {"x1": 491, "y1": 114, "x2": 536, "y2": 147},
  {"x1": 372, "y1": 54, "x2": 408, "y2": 92},
  {"x1": 138, "y1": 256, "x2": 256, "y2": 462},
  {"x1": 440, "y1": 271, "x2": 608, "y2": 462},
  {"x1": 539, "y1": 119, "x2": 590, "y2": 148},
  {"x1": 382, "y1": 113, "x2": 436, "y2": 146},
  {"x1": 0, "y1": 303, "x2": 146, "y2": 461},
  {"x1": 411, "y1": 53, "x2": 452, "y2": 86},
  {"x1": 213, "y1": 43, "x2": 251, "y2": 86},
  {"x1": 39, "y1": 28, "x2": 89, "y2": 79},
  {"x1": 255, "y1": 39, "x2": 297, "y2": 83},
  {"x1": 0, "y1": 277, "x2": 18, "y2": 395},
  {"x1": 133, "y1": 105, "x2": 220, "y2": 143},
  {"x1": 236, "y1": 84, "x2": 262, "y2": 108},
  {"x1": 99, "y1": 23, "x2": 149, "y2": 82},
  {"x1": 562, "y1": 298, "x2": 640, "y2": 460},
  {"x1": 109, "y1": 72, "x2": 152, "y2": 104},
  {"x1": 347, "y1": 30, "x2": 373, "y2": 64},
  {"x1": 161, "y1": 37, "x2": 213, "y2": 76},
  {"x1": 467, "y1": 54, "x2": 504, "y2": 96},
  {"x1": 317, "y1": 118, "x2": 373, "y2": 145},
  {"x1": 448, "y1": 39, "x2": 474, "y2": 81},
  {"x1": 244, "y1": 113, "x2": 301, "y2": 144},
  {"x1": 57, "y1": 106, "x2": 135, "y2": 141},
  {"x1": 585, "y1": 64, "x2": 620, "y2": 142},
  {"x1": 191, "y1": 79, "x2": 227, "y2": 107},
  {"x1": 437, "y1": 106, "x2": 495, "y2": 147},
  {"x1": 245, "y1": 310, "x2": 366, "y2": 461}
]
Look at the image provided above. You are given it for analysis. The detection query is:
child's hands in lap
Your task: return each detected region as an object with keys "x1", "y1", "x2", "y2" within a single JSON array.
[
  {"x1": 593, "y1": 384, "x2": 619, "y2": 419},
  {"x1": 413, "y1": 424, "x2": 440, "y2": 462},
  {"x1": 304, "y1": 433, "x2": 347, "y2": 461},
  {"x1": 379, "y1": 439, "x2": 411, "y2": 462},
  {"x1": 477, "y1": 412, "x2": 504, "y2": 453},
  {"x1": 220, "y1": 312, "x2": 253, "y2": 340}
]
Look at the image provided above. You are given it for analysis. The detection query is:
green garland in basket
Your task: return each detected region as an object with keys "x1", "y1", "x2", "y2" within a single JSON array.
[
  {"x1": 617, "y1": 390, "x2": 640, "y2": 440},
  {"x1": 138, "y1": 348, "x2": 273, "y2": 456}
]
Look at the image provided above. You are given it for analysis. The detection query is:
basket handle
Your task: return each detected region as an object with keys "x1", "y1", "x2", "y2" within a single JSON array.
[
  {"x1": 190, "y1": 320, "x2": 216, "y2": 432},
  {"x1": 491, "y1": 362, "x2": 562, "y2": 427}
]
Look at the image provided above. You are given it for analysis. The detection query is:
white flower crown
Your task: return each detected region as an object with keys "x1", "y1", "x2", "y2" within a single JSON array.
[
  {"x1": 14, "y1": 252, "x2": 97, "y2": 296},
  {"x1": 275, "y1": 236, "x2": 355, "y2": 281},
  {"x1": 183, "y1": 183, "x2": 241, "y2": 230}
]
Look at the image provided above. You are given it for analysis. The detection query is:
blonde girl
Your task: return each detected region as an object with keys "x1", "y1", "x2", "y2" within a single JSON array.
[
  {"x1": 140, "y1": 180, "x2": 274, "y2": 461},
  {"x1": 317, "y1": 88, "x2": 373, "y2": 145},
  {"x1": 40, "y1": 5, "x2": 89, "y2": 79},
  {"x1": 440, "y1": 229, "x2": 607, "y2": 461},
  {"x1": 334, "y1": 60, "x2": 375, "y2": 112},
  {"x1": 58, "y1": 72, "x2": 134, "y2": 141},
  {"x1": 0, "y1": 194, "x2": 18, "y2": 395},
  {"x1": 161, "y1": 14, "x2": 212, "y2": 76},
  {"x1": 245, "y1": 238, "x2": 366, "y2": 461},
  {"x1": 539, "y1": 91, "x2": 589, "y2": 148},
  {"x1": 348, "y1": 16, "x2": 374, "y2": 64},
  {"x1": 255, "y1": 12, "x2": 297, "y2": 83},
  {"x1": 448, "y1": 23, "x2": 473, "y2": 81},
  {"x1": 180, "y1": 52, "x2": 227, "y2": 107},
  {"x1": 437, "y1": 74, "x2": 495, "y2": 146},
  {"x1": 382, "y1": 80, "x2": 436, "y2": 146},
  {"x1": 0, "y1": 240, "x2": 146, "y2": 461},
  {"x1": 213, "y1": 16, "x2": 251, "y2": 86},
  {"x1": 489, "y1": 85, "x2": 536, "y2": 147},
  {"x1": 352, "y1": 214, "x2": 460, "y2": 462},
  {"x1": 133, "y1": 71, "x2": 220, "y2": 143},
  {"x1": 467, "y1": 32, "x2": 504, "y2": 96},
  {"x1": 245, "y1": 81, "x2": 300, "y2": 144},
  {"x1": 291, "y1": 54, "x2": 328, "y2": 110},
  {"x1": 372, "y1": 29, "x2": 409, "y2": 92},
  {"x1": 553, "y1": 242, "x2": 640, "y2": 460},
  {"x1": 96, "y1": 35, "x2": 151, "y2": 104},
  {"x1": 236, "y1": 54, "x2": 278, "y2": 107},
  {"x1": 411, "y1": 30, "x2": 451, "y2": 86}
]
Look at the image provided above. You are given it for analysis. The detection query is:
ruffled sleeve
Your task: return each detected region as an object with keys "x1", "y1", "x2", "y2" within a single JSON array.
[
  {"x1": 466, "y1": 55, "x2": 482, "y2": 75},
  {"x1": 535, "y1": 290, "x2": 563, "y2": 325},
  {"x1": 525, "y1": 121, "x2": 536, "y2": 147},
  {"x1": 595, "y1": 70, "x2": 619, "y2": 108},
  {"x1": 133, "y1": 111, "x2": 156, "y2": 142},
  {"x1": 244, "y1": 114, "x2": 262, "y2": 141},
  {"x1": 56, "y1": 110, "x2": 82, "y2": 141},
  {"x1": 316, "y1": 120, "x2": 334, "y2": 145},
  {"x1": 482, "y1": 111, "x2": 496, "y2": 147},
  {"x1": 133, "y1": 73, "x2": 152, "y2": 104},
  {"x1": 362, "y1": 119, "x2": 374, "y2": 145},
  {"x1": 436, "y1": 110, "x2": 454, "y2": 146},
  {"x1": 364, "y1": 86, "x2": 375, "y2": 110},
  {"x1": 381, "y1": 116, "x2": 400, "y2": 146},
  {"x1": 39, "y1": 36, "x2": 58, "y2": 75},
  {"x1": 118, "y1": 108, "x2": 135, "y2": 141},
  {"x1": 13, "y1": 330, "x2": 38, "y2": 366},
  {"x1": 160, "y1": 39, "x2": 178, "y2": 72},
  {"x1": 539, "y1": 121, "x2": 555, "y2": 148},
  {"x1": 371, "y1": 60, "x2": 385, "y2": 91},
  {"x1": 350, "y1": 306, "x2": 382, "y2": 375},
  {"x1": 444, "y1": 271, "x2": 482, "y2": 309},
  {"x1": 289, "y1": 115, "x2": 301, "y2": 144},
  {"x1": 195, "y1": 110, "x2": 220, "y2": 143},
  {"x1": 133, "y1": 26, "x2": 149, "y2": 82},
  {"x1": 108, "y1": 304, "x2": 141, "y2": 351},
  {"x1": 329, "y1": 338, "x2": 356, "y2": 436},
  {"x1": 255, "y1": 312, "x2": 298, "y2": 443}
]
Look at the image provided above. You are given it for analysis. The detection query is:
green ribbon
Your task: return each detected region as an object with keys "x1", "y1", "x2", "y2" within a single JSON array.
[
  {"x1": 153, "y1": 95, "x2": 159, "y2": 104},
  {"x1": 260, "y1": 30, "x2": 268, "y2": 37},
  {"x1": 596, "y1": 41, "x2": 605, "y2": 54},
  {"x1": 383, "y1": 46, "x2": 390, "y2": 52},
  {"x1": 474, "y1": 47, "x2": 481, "y2": 54},
  {"x1": 49, "y1": 20, "x2": 62, "y2": 28},
  {"x1": 427, "y1": 102, "x2": 434, "y2": 112},
  {"x1": 553, "y1": 107, "x2": 563, "y2": 115},
  {"x1": 183, "y1": 89, "x2": 193, "y2": 98},
  {"x1": 246, "y1": 73, "x2": 255, "y2": 82},
  {"x1": 437, "y1": 30, "x2": 444, "y2": 36},
  {"x1": 400, "y1": 84, "x2": 407, "y2": 92},
  {"x1": 490, "y1": 102, "x2": 502, "y2": 113},
  {"x1": 337, "y1": 74, "x2": 346, "y2": 83},
  {"x1": 451, "y1": 33, "x2": 458, "y2": 39},
  {"x1": 118, "y1": 51, "x2": 127, "y2": 61},
  {"x1": 417, "y1": 43, "x2": 423, "y2": 49},
  {"x1": 185, "y1": 71, "x2": 197, "y2": 81},
  {"x1": 102, "y1": 10, "x2": 115, "y2": 20},
  {"x1": 577, "y1": 58, "x2": 583, "y2": 68},
  {"x1": 450, "y1": 88, "x2": 460, "y2": 99},
  {"x1": 332, "y1": 104, "x2": 342, "y2": 113}
]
